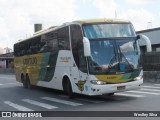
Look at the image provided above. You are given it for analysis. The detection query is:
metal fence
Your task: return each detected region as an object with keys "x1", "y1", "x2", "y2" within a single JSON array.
[{"x1": 141, "y1": 52, "x2": 160, "y2": 71}]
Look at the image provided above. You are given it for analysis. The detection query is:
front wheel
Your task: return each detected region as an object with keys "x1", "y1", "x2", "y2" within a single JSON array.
[{"x1": 66, "y1": 79, "x2": 74, "y2": 99}]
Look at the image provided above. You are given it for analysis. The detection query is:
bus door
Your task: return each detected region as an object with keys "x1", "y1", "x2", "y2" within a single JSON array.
[
  {"x1": 77, "y1": 54, "x2": 89, "y2": 94},
  {"x1": 71, "y1": 54, "x2": 88, "y2": 94},
  {"x1": 70, "y1": 24, "x2": 89, "y2": 94}
]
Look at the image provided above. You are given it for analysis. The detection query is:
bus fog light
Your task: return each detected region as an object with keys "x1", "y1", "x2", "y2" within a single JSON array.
[{"x1": 90, "y1": 80, "x2": 106, "y2": 85}]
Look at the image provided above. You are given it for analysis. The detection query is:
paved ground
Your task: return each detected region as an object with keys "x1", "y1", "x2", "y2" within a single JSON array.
[{"x1": 0, "y1": 74, "x2": 160, "y2": 120}]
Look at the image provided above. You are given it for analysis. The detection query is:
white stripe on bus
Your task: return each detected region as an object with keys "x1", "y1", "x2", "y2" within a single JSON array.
[
  {"x1": 4, "y1": 101, "x2": 33, "y2": 111},
  {"x1": 41, "y1": 97, "x2": 83, "y2": 106},
  {"x1": 22, "y1": 99, "x2": 58, "y2": 109}
]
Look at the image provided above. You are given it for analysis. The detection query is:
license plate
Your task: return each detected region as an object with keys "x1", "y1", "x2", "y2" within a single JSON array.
[{"x1": 117, "y1": 86, "x2": 125, "y2": 90}]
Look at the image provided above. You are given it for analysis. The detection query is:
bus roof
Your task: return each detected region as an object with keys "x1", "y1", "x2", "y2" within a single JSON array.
[
  {"x1": 15, "y1": 18, "x2": 131, "y2": 45},
  {"x1": 73, "y1": 18, "x2": 130, "y2": 24}
]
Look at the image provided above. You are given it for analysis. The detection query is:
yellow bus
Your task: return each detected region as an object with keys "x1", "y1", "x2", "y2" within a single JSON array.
[{"x1": 14, "y1": 19, "x2": 144, "y2": 98}]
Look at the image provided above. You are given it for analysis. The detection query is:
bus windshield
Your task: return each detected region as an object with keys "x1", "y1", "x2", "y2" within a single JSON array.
[
  {"x1": 83, "y1": 23, "x2": 136, "y2": 38},
  {"x1": 83, "y1": 23, "x2": 141, "y2": 74}
]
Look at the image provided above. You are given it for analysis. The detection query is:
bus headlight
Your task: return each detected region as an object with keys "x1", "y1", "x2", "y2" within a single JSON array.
[
  {"x1": 134, "y1": 75, "x2": 143, "y2": 80},
  {"x1": 90, "y1": 80, "x2": 106, "y2": 85}
]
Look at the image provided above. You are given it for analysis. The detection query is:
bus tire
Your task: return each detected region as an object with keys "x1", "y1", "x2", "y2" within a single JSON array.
[
  {"x1": 21, "y1": 74, "x2": 27, "y2": 88},
  {"x1": 26, "y1": 74, "x2": 32, "y2": 89},
  {"x1": 63, "y1": 78, "x2": 67, "y2": 93},
  {"x1": 66, "y1": 78, "x2": 74, "y2": 99}
]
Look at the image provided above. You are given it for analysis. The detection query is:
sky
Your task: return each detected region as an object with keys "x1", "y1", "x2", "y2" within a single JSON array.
[{"x1": 0, "y1": 0, "x2": 160, "y2": 51}]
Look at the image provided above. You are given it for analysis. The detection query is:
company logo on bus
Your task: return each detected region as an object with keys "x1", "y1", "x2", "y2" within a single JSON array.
[
  {"x1": 60, "y1": 57, "x2": 71, "y2": 63},
  {"x1": 23, "y1": 57, "x2": 37, "y2": 65},
  {"x1": 76, "y1": 80, "x2": 86, "y2": 91}
]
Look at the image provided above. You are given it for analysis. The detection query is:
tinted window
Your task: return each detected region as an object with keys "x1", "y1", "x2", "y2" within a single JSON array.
[
  {"x1": 57, "y1": 26, "x2": 70, "y2": 50},
  {"x1": 83, "y1": 23, "x2": 136, "y2": 39},
  {"x1": 14, "y1": 26, "x2": 70, "y2": 57},
  {"x1": 14, "y1": 34, "x2": 57, "y2": 57},
  {"x1": 40, "y1": 31, "x2": 58, "y2": 52},
  {"x1": 71, "y1": 25, "x2": 87, "y2": 73}
]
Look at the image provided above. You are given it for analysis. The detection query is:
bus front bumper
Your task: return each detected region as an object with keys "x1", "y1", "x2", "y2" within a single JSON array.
[{"x1": 88, "y1": 79, "x2": 143, "y2": 96}]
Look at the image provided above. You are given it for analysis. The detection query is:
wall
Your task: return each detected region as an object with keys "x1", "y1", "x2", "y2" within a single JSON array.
[{"x1": 143, "y1": 71, "x2": 160, "y2": 83}]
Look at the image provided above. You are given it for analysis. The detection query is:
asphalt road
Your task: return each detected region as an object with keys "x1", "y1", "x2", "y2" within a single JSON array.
[{"x1": 0, "y1": 74, "x2": 160, "y2": 120}]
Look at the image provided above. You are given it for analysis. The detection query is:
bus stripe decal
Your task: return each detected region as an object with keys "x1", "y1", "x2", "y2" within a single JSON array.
[
  {"x1": 95, "y1": 70, "x2": 141, "y2": 83},
  {"x1": 38, "y1": 52, "x2": 59, "y2": 82},
  {"x1": 120, "y1": 73, "x2": 131, "y2": 80}
]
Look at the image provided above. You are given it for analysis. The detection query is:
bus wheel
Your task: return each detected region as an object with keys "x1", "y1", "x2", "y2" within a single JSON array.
[
  {"x1": 26, "y1": 75, "x2": 32, "y2": 89},
  {"x1": 66, "y1": 79, "x2": 74, "y2": 99},
  {"x1": 21, "y1": 75, "x2": 27, "y2": 88}
]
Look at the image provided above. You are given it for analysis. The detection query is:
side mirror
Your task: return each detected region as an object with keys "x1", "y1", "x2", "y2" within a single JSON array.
[
  {"x1": 137, "y1": 34, "x2": 152, "y2": 52},
  {"x1": 83, "y1": 37, "x2": 91, "y2": 56},
  {"x1": 136, "y1": 35, "x2": 140, "y2": 40}
]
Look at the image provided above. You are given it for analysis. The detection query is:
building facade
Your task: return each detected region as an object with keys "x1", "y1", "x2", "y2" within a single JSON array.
[
  {"x1": 137, "y1": 27, "x2": 160, "y2": 54},
  {"x1": 0, "y1": 52, "x2": 14, "y2": 69}
]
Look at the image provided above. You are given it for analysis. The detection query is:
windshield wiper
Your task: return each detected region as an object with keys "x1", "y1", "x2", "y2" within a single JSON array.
[
  {"x1": 108, "y1": 46, "x2": 118, "y2": 72},
  {"x1": 117, "y1": 45, "x2": 134, "y2": 71}
]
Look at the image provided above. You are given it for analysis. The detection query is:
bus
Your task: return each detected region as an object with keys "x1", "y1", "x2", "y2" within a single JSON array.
[{"x1": 14, "y1": 19, "x2": 144, "y2": 98}]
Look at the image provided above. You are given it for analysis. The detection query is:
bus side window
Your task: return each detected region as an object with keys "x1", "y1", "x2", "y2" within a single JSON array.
[
  {"x1": 57, "y1": 26, "x2": 70, "y2": 50},
  {"x1": 40, "y1": 31, "x2": 59, "y2": 52}
]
